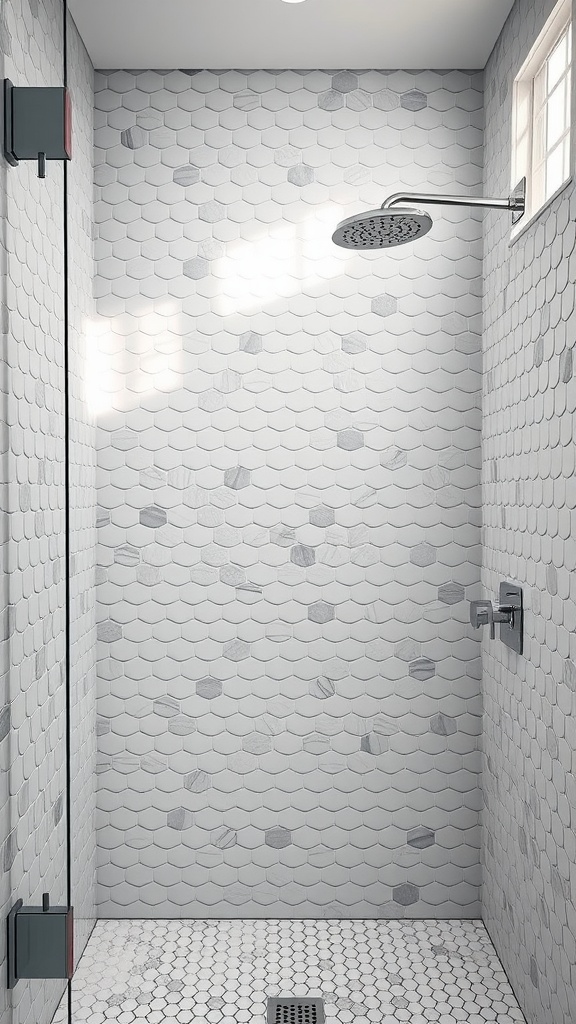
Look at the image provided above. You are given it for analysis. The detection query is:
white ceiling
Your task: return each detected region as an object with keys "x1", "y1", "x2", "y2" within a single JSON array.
[{"x1": 69, "y1": 0, "x2": 515, "y2": 71}]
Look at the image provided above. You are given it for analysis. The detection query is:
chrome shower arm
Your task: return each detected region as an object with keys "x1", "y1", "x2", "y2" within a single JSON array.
[{"x1": 381, "y1": 189, "x2": 525, "y2": 214}]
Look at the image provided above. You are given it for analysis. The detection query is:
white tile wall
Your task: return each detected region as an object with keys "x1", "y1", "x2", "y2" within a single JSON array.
[
  {"x1": 0, "y1": 3, "x2": 96, "y2": 1024},
  {"x1": 482, "y1": 1, "x2": 576, "y2": 1022},
  {"x1": 94, "y1": 68, "x2": 484, "y2": 919}
]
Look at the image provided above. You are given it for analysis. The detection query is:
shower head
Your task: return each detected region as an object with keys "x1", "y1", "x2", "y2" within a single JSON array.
[
  {"x1": 332, "y1": 178, "x2": 526, "y2": 250},
  {"x1": 332, "y1": 207, "x2": 433, "y2": 250}
]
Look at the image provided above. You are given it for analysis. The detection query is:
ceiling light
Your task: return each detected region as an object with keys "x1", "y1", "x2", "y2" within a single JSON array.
[{"x1": 281, "y1": 0, "x2": 307, "y2": 4}]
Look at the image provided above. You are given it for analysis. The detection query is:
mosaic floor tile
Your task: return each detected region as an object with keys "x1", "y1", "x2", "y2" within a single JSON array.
[{"x1": 69, "y1": 919, "x2": 525, "y2": 1023}]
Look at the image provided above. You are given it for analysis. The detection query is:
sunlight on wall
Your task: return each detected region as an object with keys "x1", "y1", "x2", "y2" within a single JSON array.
[
  {"x1": 211, "y1": 205, "x2": 349, "y2": 316},
  {"x1": 86, "y1": 301, "x2": 184, "y2": 418}
]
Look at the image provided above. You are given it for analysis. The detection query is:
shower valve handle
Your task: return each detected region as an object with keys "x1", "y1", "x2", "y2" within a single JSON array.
[{"x1": 470, "y1": 600, "x2": 514, "y2": 639}]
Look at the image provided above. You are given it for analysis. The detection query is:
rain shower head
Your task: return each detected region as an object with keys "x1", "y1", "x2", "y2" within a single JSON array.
[
  {"x1": 332, "y1": 178, "x2": 526, "y2": 250},
  {"x1": 332, "y1": 207, "x2": 433, "y2": 250}
]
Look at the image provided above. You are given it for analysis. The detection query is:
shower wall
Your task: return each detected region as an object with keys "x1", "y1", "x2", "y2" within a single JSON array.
[
  {"x1": 94, "y1": 68, "x2": 484, "y2": 919},
  {"x1": 482, "y1": 0, "x2": 576, "y2": 1022},
  {"x1": 0, "y1": 2, "x2": 96, "y2": 1024}
]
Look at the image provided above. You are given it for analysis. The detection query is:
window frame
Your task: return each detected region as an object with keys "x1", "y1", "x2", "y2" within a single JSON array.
[{"x1": 511, "y1": 0, "x2": 574, "y2": 238}]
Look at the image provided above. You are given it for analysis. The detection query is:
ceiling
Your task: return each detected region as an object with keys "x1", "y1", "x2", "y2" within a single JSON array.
[{"x1": 69, "y1": 0, "x2": 515, "y2": 71}]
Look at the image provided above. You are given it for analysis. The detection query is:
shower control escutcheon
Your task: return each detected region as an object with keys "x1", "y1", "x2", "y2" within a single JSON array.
[{"x1": 469, "y1": 583, "x2": 523, "y2": 654}]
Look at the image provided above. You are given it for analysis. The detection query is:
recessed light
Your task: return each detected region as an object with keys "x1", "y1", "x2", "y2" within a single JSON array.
[{"x1": 281, "y1": 0, "x2": 308, "y2": 4}]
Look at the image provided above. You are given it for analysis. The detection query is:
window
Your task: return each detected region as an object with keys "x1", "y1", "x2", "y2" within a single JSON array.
[{"x1": 512, "y1": 0, "x2": 573, "y2": 231}]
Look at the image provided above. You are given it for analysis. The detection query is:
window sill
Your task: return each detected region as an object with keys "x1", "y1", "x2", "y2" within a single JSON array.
[{"x1": 509, "y1": 174, "x2": 573, "y2": 245}]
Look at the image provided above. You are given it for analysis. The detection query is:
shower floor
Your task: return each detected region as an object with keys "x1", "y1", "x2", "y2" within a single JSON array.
[{"x1": 65, "y1": 918, "x2": 525, "y2": 1024}]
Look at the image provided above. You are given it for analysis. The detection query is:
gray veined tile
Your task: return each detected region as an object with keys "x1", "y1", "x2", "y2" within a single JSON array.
[
  {"x1": 288, "y1": 164, "x2": 315, "y2": 186},
  {"x1": 173, "y1": 164, "x2": 200, "y2": 186},
  {"x1": 562, "y1": 659, "x2": 576, "y2": 690},
  {"x1": 337, "y1": 429, "x2": 364, "y2": 451},
  {"x1": 274, "y1": 145, "x2": 301, "y2": 167},
  {"x1": 242, "y1": 732, "x2": 272, "y2": 754},
  {"x1": 409, "y1": 657, "x2": 436, "y2": 680},
  {"x1": 220, "y1": 564, "x2": 246, "y2": 585},
  {"x1": 139, "y1": 505, "x2": 167, "y2": 528},
  {"x1": 271, "y1": 525, "x2": 296, "y2": 546},
  {"x1": 184, "y1": 770, "x2": 212, "y2": 793},
  {"x1": 114, "y1": 543, "x2": 140, "y2": 566},
  {"x1": 400, "y1": 89, "x2": 428, "y2": 110},
  {"x1": 3, "y1": 829, "x2": 17, "y2": 872},
  {"x1": 199, "y1": 200, "x2": 226, "y2": 223},
  {"x1": 360, "y1": 733, "x2": 388, "y2": 755},
  {"x1": 303, "y1": 733, "x2": 330, "y2": 755},
  {"x1": 96, "y1": 506, "x2": 110, "y2": 528},
  {"x1": 167, "y1": 808, "x2": 194, "y2": 830},
  {"x1": 196, "y1": 677, "x2": 223, "y2": 699},
  {"x1": 372, "y1": 293, "x2": 397, "y2": 317},
  {"x1": 393, "y1": 883, "x2": 420, "y2": 906},
  {"x1": 374, "y1": 88, "x2": 400, "y2": 110},
  {"x1": 332, "y1": 71, "x2": 359, "y2": 93},
  {"x1": 410, "y1": 542, "x2": 437, "y2": 567},
  {"x1": 341, "y1": 333, "x2": 367, "y2": 354},
  {"x1": 290, "y1": 543, "x2": 315, "y2": 567},
  {"x1": 0, "y1": 704, "x2": 11, "y2": 742},
  {"x1": 407, "y1": 827, "x2": 436, "y2": 849},
  {"x1": 308, "y1": 601, "x2": 335, "y2": 623},
  {"x1": 153, "y1": 697, "x2": 180, "y2": 718},
  {"x1": 346, "y1": 90, "x2": 372, "y2": 111},
  {"x1": 318, "y1": 90, "x2": 344, "y2": 111},
  {"x1": 120, "y1": 126, "x2": 148, "y2": 148},
  {"x1": 430, "y1": 713, "x2": 457, "y2": 736},
  {"x1": 53, "y1": 793, "x2": 64, "y2": 826},
  {"x1": 239, "y1": 331, "x2": 263, "y2": 354},
  {"x1": 380, "y1": 447, "x2": 407, "y2": 470},
  {"x1": 309, "y1": 676, "x2": 336, "y2": 698},
  {"x1": 97, "y1": 620, "x2": 122, "y2": 642},
  {"x1": 168, "y1": 716, "x2": 196, "y2": 736},
  {"x1": 224, "y1": 466, "x2": 251, "y2": 489},
  {"x1": 234, "y1": 90, "x2": 260, "y2": 110},
  {"x1": 561, "y1": 346, "x2": 573, "y2": 382},
  {"x1": 265, "y1": 826, "x2": 292, "y2": 849},
  {"x1": 183, "y1": 257, "x2": 209, "y2": 280},
  {"x1": 438, "y1": 582, "x2": 465, "y2": 605},
  {"x1": 309, "y1": 505, "x2": 335, "y2": 527},
  {"x1": 223, "y1": 639, "x2": 251, "y2": 660},
  {"x1": 211, "y1": 826, "x2": 237, "y2": 849},
  {"x1": 395, "y1": 639, "x2": 420, "y2": 662}
]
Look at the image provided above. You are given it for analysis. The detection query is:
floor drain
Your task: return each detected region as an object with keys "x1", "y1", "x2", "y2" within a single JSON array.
[{"x1": 267, "y1": 998, "x2": 325, "y2": 1024}]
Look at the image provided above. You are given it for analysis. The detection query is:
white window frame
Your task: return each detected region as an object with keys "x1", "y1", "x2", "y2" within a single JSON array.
[{"x1": 511, "y1": 0, "x2": 574, "y2": 237}]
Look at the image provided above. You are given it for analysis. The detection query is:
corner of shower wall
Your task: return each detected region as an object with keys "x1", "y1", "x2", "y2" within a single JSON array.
[{"x1": 482, "y1": 1, "x2": 576, "y2": 1023}]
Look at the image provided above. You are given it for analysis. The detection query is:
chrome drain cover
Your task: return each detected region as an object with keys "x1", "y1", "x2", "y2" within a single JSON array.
[{"x1": 267, "y1": 999, "x2": 325, "y2": 1024}]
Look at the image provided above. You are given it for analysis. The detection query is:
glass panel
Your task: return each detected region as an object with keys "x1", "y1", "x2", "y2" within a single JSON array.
[
  {"x1": 546, "y1": 140, "x2": 565, "y2": 196},
  {"x1": 515, "y1": 85, "x2": 532, "y2": 137},
  {"x1": 548, "y1": 29, "x2": 569, "y2": 90},
  {"x1": 515, "y1": 131, "x2": 530, "y2": 179},
  {"x1": 547, "y1": 79, "x2": 567, "y2": 147},
  {"x1": 532, "y1": 160, "x2": 546, "y2": 211},
  {"x1": 563, "y1": 135, "x2": 571, "y2": 181}
]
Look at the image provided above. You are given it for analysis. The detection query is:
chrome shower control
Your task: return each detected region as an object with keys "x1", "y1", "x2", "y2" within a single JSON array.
[
  {"x1": 469, "y1": 583, "x2": 523, "y2": 654},
  {"x1": 470, "y1": 599, "x2": 513, "y2": 639}
]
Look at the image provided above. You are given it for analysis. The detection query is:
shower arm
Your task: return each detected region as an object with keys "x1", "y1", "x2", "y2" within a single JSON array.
[{"x1": 381, "y1": 190, "x2": 525, "y2": 213}]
